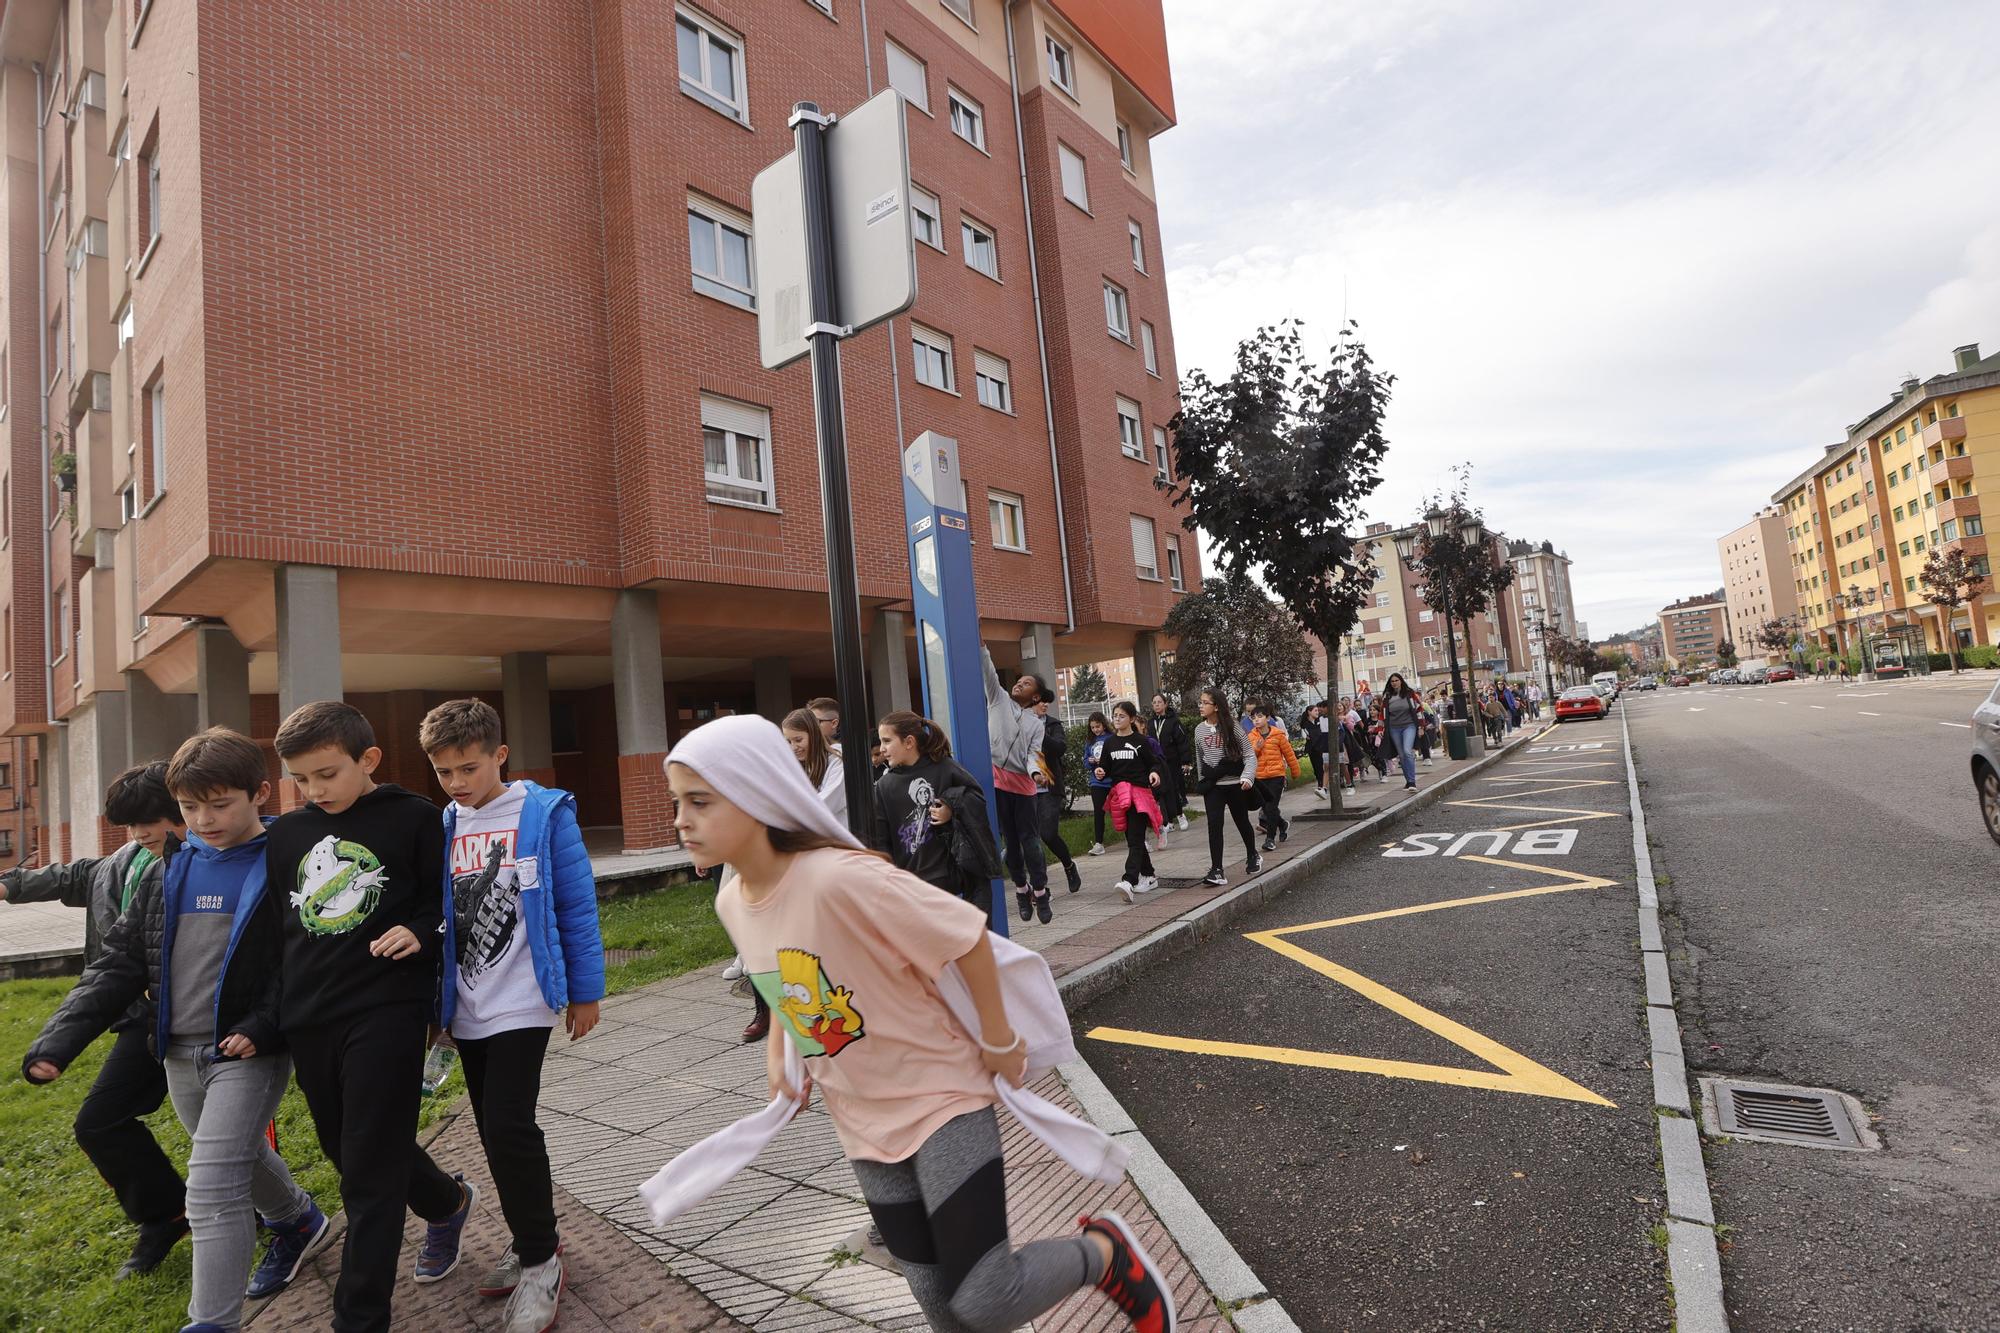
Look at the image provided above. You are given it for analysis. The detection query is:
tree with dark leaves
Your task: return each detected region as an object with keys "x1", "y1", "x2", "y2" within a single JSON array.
[
  {"x1": 1069, "y1": 663, "x2": 1108, "y2": 705},
  {"x1": 1919, "y1": 547, "x2": 1988, "y2": 674},
  {"x1": 1159, "y1": 575, "x2": 1315, "y2": 715}
]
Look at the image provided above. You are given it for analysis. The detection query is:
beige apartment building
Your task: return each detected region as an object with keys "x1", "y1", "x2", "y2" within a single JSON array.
[
  {"x1": 1657, "y1": 592, "x2": 1727, "y2": 669},
  {"x1": 1718, "y1": 507, "x2": 1798, "y2": 662}
]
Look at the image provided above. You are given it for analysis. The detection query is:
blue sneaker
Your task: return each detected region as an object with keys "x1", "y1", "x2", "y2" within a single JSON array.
[
  {"x1": 246, "y1": 1198, "x2": 333, "y2": 1300},
  {"x1": 413, "y1": 1175, "x2": 476, "y2": 1284}
]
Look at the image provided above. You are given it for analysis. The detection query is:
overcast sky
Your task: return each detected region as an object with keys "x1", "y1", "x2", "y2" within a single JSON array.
[{"x1": 1153, "y1": 0, "x2": 2000, "y2": 637}]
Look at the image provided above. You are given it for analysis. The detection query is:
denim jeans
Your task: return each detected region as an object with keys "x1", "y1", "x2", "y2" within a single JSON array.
[{"x1": 1390, "y1": 724, "x2": 1418, "y2": 786}]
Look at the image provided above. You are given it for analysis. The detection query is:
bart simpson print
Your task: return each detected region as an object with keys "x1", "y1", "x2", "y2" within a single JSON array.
[{"x1": 753, "y1": 949, "x2": 865, "y2": 1056}]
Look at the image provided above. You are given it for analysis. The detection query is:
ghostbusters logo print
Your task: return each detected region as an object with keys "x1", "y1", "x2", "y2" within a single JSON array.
[{"x1": 292, "y1": 835, "x2": 389, "y2": 936}]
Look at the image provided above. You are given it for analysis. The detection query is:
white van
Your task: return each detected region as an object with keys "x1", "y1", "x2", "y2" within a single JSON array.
[{"x1": 1591, "y1": 671, "x2": 1620, "y2": 700}]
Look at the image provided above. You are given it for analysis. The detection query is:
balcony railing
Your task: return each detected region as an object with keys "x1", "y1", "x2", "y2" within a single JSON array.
[
  {"x1": 1928, "y1": 454, "x2": 1975, "y2": 486},
  {"x1": 1920, "y1": 416, "x2": 1968, "y2": 450}
]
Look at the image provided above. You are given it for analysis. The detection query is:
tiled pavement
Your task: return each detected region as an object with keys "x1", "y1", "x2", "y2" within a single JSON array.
[
  {"x1": 245, "y1": 735, "x2": 1517, "y2": 1331},
  {"x1": 0, "y1": 897, "x2": 86, "y2": 969}
]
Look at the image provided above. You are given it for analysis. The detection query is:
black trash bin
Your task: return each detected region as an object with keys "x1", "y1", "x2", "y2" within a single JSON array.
[{"x1": 1443, "y1": 718, "x2": 1471, "y2": 761}]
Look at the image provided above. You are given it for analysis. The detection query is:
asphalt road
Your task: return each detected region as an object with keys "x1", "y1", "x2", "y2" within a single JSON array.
[
  {"x1": 1627, "y1": 673, "x2": 2000, "y2": 1332},
  {"x1": 1078, "y1": 714, "x2": 1673, "y2": 1331}
]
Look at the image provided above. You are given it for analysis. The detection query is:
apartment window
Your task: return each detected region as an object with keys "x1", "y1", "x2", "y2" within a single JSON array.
[
  {"x1": 886, "y1": 41, "x2": 928, "y2": 112},
  {"x1": 120, "y1": 481, "x2": 137, "y2": 523},
  {"x1": 1893, "y1": 504, "x2": 1904, "y2": 520},
  {"x1": 677, "y1": 8, "x2": 747, "y2": 122},
  {"x1": 960, "y1": 215, "x2": 999, "y2": 280},
  {"x1": 910, "y1": 185, "x2": 943, "y2": 250},
  {"x1": 1045, "y1": 34, "x2": 1075, "y2": 95},
  {"x1": 1151, "y1": 425, "x2": 1169, "y2": 479},
  {"x1": 1128, "y1": 219, "x2": 1146, "y2": 272},
  {"x1": 1896, "y1": 426, "x2": 1906, "y2": 443},
  {"x1": 911, "y1": 323, "x2": 954, "y2": 391},
  {"x1": 1130, "y1": 514, "x2": 1158, "y2": 579},
  {"x1": 947, "y1": 88, "x2": 985, "y2": 149},
  {"x1": 805, "y1": 0, "x2": 833, "y2": 14},
  {"x1": 1966, "y1": 516, "x2": 1985, "y2": 537},
  {"x1": 1906, "y1": 575, "x2": 1917, "y2": 592},
  {"x1": 1925, "y1": 491, "x2": 1935, "y2": 509},
  {"x1": 1058, "y1": 143, "x2": 1088, "y2": 209},
  {"x1": 941, "y1": 0, "x2": 974, "y2": 25},
  {"x1": 973, "y1": 349, "x2": 1011, "y2": 412},
  {"x1": 1117, "y1": 121, "x2": 1134, "y2": 170},
  {"x1": 1116, "y1": 397, "x2": 1144, "y2": 458},
  {"x1": 1375, "y1": 592, "x2": 1390, "y2": 608},
  {"x1": 1140, "y1": 321, "x2": 1158, "y2": 375},
  {"x1": 1419, "y1": 609, "x2": 1434, "y2": 622},
  {"x1": 147, "y1": 379, "x2": 166, "y2": 498},
  {"x1": 1942, "y1": 520, "x2": 1959, "y2": 542},
  {"x1": 55, "y1": 585, "x2": 70, "y2": 665},
  {"x1": 1903, "y1": 463, "x2": 1913, "y2": 480},
  {"x1": 143, "y1": 145, "x2": 161, "y2": 245},
  {"x1": 687, "y1": 199, "x2": 754, "y2": 309},
  {"x1": 988, "y1": 490, "x2": 1026, "y2": 551},
  {"x1": 1167, "y1": 535, "x2": 1185, "y2": 591},
  {"x1": 1914, "y1": 536, "x2": 1926, "y2": 552},
  {"x1": 700, "y1": 395, "x2": 774, "y2": 508},
  {"x1": 1103, "y1": 280, "x2": 1130, "y2": 340},
  {"x1": 116, "y1": 303, "x2": 134, "y2": 347}
]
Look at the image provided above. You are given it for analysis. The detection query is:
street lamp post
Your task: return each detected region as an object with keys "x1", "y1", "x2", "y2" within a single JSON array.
[
  {"x1": 1527, "y1": 609, "x2": 1558, "y2": 704},
  {"x1": 1393, "y1": 506, "x2": 1485, "y2": 725}
]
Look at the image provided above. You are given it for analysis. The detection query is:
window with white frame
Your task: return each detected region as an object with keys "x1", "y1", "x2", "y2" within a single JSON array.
[
  {"x1": 144, "y1": 145, "x2": 161, "y2": 244},
  {"x1": 947, "y1": 87, "x2": 985, "y2": 149},
  {"x1": 910, "y1": 185, "x2": 943, "y2": 250},
  {"x1": 1058, "y1": 143, "x2": 1088, "y2": 209},
  {"x1": 55, "y1": 585, "x2": 69, "y2": 664},
  {"x1": 116, "y1": 302, "x2": 133, "y2": 347},
  {"x1": 677, "y1": 8, "x2": 746, "y2": 122},
  {"x1": 1045, "y1": 34, "x2": 1075, "y2": 95},
  {"x1": 912, "y1": 323, "x2": 954, "y2": 391},
  {"x1": 1117, "y1": 121, "x2": 1134, "y2": 170},
  {"x1": 119, "y1": 481, "x2": 137, "y2": 523},
  {"x1": 1167, "y1": 534, "x2": 1185, "y2": 590},
  {"x1": 805, "y1": 0, "x2": 832, "y2": 13},
  {"x1": 941, "y1": 0, "x2": 974, "y2": 25},
  {"x1": 1419, "y1": 609, "x2": 1434, "y2": 622},
  {"x1": 1375, "y1": 592, "x2": 1390, "y2": 607},
  {"x1": 687, "y1": 198, "x2": 754, "y2": 308},
  {"x1": 974, "y1": 349, "x2": 1011, "y2": 412},
  {"x1": 1117, "y1": 396, "x2": 1143, "y2": 458},
  {"x1": 1103, "y1": 280, "x2": 1130, "y2": 340},
  {"x1": 886, "y1": 41, "x2": 928, "y2": 112},
  {"x1": 147, "y1": 378, "x2": 166, "y2": 498},
  {"x1": 1130, "y1": 514, "x2": 1158, "y2": 579},
  {"x1": 1151, "y1": 425, "x2": 1169, "y2": 479},
  {"x1": 1140, "y1": 320, "x2": 1157, "y2": 375},
  {"x1": 988, "y1": 489, "x2": 1026, "y2": 551},
  {"x1": 960, "y1": 215, "x2": 998, "y2": 280},
  {"x1": 1128, "y1": 219, "x2": 1145, "y2": 271},
  {"x1": 700, "y1": 395, "x2": 774, "y2": 508}
]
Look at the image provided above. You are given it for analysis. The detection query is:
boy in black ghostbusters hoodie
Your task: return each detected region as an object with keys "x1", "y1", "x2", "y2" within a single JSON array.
[{"x1": 266, "y1": 701, "x2": 471, "y2": 1333}]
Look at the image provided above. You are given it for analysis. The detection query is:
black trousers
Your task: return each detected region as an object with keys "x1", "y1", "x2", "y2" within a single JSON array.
[
  {"x1": 289, "y1": 1001, "x2": 464, "y2": 1333},
  {"x1": 1034, "y1": 790, "x2": 1076, "y2": 871},
  {"x1": 1203, "y1": 784, "x2": 1259, "y2": 869},
  {"x1": 1306, "y1": 750, "x2": 1325, "y2": 786},
  {"x1": 459, "y1": 1025, "x2": 559, "y2": 1267},
  {"x1": 1089, "y1": 787, "x2": 1109, "y2": 844},
  {"x1": 992, "y1": 789, "x2": 1047, "y2": 891},
  {"x1": 1122, "y1": 811, "x2": 1155, "y2": 882},
  {"x1": 73, "y1": 1024, "x2": 186, "y2": 1227},
  {"x1": 1256, "y1": 777, "x2": 1289, "y2": 836}
]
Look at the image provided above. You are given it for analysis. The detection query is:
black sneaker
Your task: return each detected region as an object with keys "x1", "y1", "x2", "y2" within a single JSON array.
[
  {"x1": 1201, "y1": 868, "x2": 1228, "y2": 887},
  {"x1": 1246, "y1": 853, "x2": 1263, "y2": 874},
  {"x1": 1080, "y1": 1210, "x2": 1177, "y2": 1332},
  {"x1": 1033, "y1": 890, "x2": 1053, "y2": 924},
  {"x1": 1016, "y1": 890, "x2": 1033, "y2": 922},
  {"x1": 1065, "y1": 862, "x2": 1083, "y2": 893},
  {"x1": 117, "y1": 1215, "x2": 190, "y2": 1281},
  {"x1": 1278, "y1": 824, "x2": 1289, "y2": 844},
  {"x1": 1260, "y1": 837, "x2": 1277, "y2": 853}
]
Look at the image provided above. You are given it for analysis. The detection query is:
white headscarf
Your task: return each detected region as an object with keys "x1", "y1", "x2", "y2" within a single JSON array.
[{"x1": 663, "y1": 714, "x2": 862, "y2": 850}]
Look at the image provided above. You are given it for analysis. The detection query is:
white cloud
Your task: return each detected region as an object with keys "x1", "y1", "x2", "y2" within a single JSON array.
[{"x1": 1156, "y1": 0, "x2": 2000, "y2": 635}]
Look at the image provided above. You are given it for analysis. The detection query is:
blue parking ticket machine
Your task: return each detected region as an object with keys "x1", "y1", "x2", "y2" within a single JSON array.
[{"x1": 902, "y1": 431, "x2": 1008, "y2": 936}]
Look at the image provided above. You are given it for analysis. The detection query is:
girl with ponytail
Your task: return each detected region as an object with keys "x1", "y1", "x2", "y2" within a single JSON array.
[{"x1": 872, "y1": 711, "x2": 1004, "y2": 914}]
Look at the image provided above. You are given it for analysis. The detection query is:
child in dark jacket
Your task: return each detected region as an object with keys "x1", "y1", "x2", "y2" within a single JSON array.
[
  {"x1": 871, "y1": 710, "x2": 1004, "y2": 913},
  {"x1": 1096, "y1": 702, "x2": 1164, "y2": 902},
  {"x1": 24, "y1": 730, "x2": 329, "y2": 1331},
  {"x1": 422, "y1": 699, "x2": 605, "y2": 1333}
]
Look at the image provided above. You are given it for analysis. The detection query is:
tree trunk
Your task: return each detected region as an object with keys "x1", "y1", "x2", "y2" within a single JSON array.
[
  {"x1": 1326, "y1": 624, "x2": 1344, "y2": 816},
  {"x1": 1949, "y1": 604, "x2": 1962, "y2": 674}
]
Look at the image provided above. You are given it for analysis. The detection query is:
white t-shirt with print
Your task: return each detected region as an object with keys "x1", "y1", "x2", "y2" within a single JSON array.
[{"x1": 449, "y1": 782, "x2": 559, "y2": 1039}]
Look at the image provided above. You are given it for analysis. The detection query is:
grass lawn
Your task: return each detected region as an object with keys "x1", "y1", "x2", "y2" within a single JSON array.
[{"x1": 0, "y1": 883, "x2": 733, "y2": 1332}]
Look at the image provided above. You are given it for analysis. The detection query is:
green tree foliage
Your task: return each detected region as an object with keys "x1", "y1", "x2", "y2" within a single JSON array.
[
  {"x1": 1919, "y1": 547, "x2": 1989, "y2": 674},
  {"x1": 1069, "y1": 662, "x2": 1108, "y2": 704},
  {"x1": 1160, "y1": 574, "x2": 1315, "y2": 714}
]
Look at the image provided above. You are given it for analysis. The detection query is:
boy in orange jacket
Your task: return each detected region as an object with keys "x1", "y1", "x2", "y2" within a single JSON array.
[{"x1": 1249, "y1": 704, "x2": 1301, "y2": 852}]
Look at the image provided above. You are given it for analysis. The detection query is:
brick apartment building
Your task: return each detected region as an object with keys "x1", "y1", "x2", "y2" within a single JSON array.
[
  {"x1": 1657, "y1": 591, "x2": 1728, "y2": 669},
  {"x1": 1718, "y1": 506, "x2": 1798, "y2": 663},
  {"x1": 0, "y1": 0, "x2": 1195, "y2": 860}
]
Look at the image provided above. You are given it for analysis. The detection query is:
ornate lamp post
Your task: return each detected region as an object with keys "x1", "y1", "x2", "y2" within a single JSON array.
[
  {"x1": 1393, "y1": 506, "x2": 1485, "y2": 723},
  {"x1": 1526, "y1": 609, "x2": 1559, "y2": 704}
]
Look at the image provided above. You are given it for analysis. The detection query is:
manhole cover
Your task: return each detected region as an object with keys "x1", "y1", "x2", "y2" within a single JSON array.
[{"x1": 1699, "y1": 1077, "x2": 1879, "y2": 1152}]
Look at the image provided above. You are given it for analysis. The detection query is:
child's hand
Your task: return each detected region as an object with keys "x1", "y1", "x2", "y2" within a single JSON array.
[
  {"x1": 369, "y1": 925, "x2": 421, "y2": 960},
  {"x1": 25, "y1": 1060, "x2": 60, "y2": 1083},
  {"x1": 928, "y1": 800, "x2": 953, "y2": 826},
  {"x1": 1147, "y1": 773, "x2": 1160, "y2": 787},
  {"x1": 980, "y1": 1039, "x2": 1028, "y2": 1088},
  {"x1": 1094, "y1": 767, "x2": 1106, "y2": 780},
  {"x1": 565, "y1": 1001, "x2": 600, "y2": 1041},
  {"x1": 217, "y1": 1033, "x2": 256, "y2": 1058}
]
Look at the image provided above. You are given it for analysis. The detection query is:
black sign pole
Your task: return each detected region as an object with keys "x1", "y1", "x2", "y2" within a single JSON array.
[{"x1": 792, "y1": 101, "x2": 875, "y2": 837}]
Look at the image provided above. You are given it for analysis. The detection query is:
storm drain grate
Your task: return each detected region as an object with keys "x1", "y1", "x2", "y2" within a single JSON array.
[{"x1": 1700, "y1": 1077, "x2": 1877, "y2": 1152}]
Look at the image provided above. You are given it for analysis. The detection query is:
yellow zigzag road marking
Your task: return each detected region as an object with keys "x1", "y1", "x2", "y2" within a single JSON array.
[
  {"x1": 1445, "y1": 776, "x2": 1622, "y2": 831},
  {"x1": 1086, "y1": 857, "x2": 1619, "y2": 1106}
]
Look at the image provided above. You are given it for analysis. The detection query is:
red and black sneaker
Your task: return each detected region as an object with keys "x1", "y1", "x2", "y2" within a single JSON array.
[{"x1": 1079, "y1": 1211, "x2": 1177, "y2": 1332}]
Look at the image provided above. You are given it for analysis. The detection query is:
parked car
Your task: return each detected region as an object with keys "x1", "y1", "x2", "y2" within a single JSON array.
[
  {"x1": 1742, "y1": 666, "x2": 1769, "y2": 684},
  {"x1": 1711, "y1": 668, "x2": 1739, "y2": 684},
  {"x1": 1972, "y1": 679, "x2": 2000, "y2": 845},
  {"x1": 1637, "y1": 678, "x2": 1659, "y2": 691},
  {"x1": 1766, "y1": 665, "x2": 1797, "y2": 682},
  {"x1": 1670, "y1": 675, "x2": 1692, "y2": 687},
  {"x1": 1556, "y1": 686, "x2": 1608, "y2": 722}
]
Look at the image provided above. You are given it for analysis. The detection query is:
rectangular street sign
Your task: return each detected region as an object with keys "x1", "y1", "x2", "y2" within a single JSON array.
[{"x1": 753, "y1": 88, "x2": 917, "y2": 370}]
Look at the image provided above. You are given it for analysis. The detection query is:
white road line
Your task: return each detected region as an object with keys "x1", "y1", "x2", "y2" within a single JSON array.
[
  {"x1": 1942, "y1": 722, "x2": 1972, "y2": 729},
  {"x1": 1810, "y1": 705, "x2": 1826, "y2": 710},
  {"x1": 1858, "y1": 711, "x2": 1880, "y2": 716}
]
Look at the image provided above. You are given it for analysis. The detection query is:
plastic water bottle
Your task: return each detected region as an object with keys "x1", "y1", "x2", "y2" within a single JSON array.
[{"x1": 420, "y1": 1038, "x2": 459, "y2": 1097}]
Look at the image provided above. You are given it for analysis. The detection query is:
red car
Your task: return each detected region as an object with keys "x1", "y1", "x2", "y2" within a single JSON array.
[
  {"x1": 1555, "y1": 687, "x2": 1607, "y2": 721},
  {"x1": 1766, "y1": 665, "x2": 1797, "y2": 682},
  {"x1": 1670, "y1": 675, "x2": 1692, "y2": 687}
]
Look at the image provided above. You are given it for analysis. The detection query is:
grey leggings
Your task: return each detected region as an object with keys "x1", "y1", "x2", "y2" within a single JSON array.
[{"x1": 850, "y1": 1107, "x2": 1103, "y2": 1332}]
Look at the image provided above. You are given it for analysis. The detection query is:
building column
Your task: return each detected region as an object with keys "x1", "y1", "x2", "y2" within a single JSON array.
[
  {"x1": 866, "y1": 611, "x2": 911, "y2": 720},
  {"x1": 1132, "y1": 630, "x2": 1161, "y2": 707},
  {"x1": 83, "y1": 692, "x2": 132, "y2": 854},
  {"x1": 611, "y1": 589, "x2": 675, "y2": 851},
  {"x1": 195, "y1": 624, "x2": 253, "y2": 735},
  {"x1": 1018, "y1": 622, "x2": 1057, "y2": 695},
  {"x1": 753, "y1": 657, "x2": 793, "y2": 723},
  {"x1": 502, "y1": 652, "x2": 556, "y2": 786},
  {"x1": 275, "y1": 565, "x2": 342, "y2": 720},
  {"x1": 125, "y1": 669, "x2": 198, "y2": 764},
  {"x1": 48, "y1": 726, "x2": 72, "y2": 862}
]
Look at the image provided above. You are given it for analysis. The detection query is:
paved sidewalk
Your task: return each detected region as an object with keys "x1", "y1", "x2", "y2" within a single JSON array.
[{"x1": 249, "y1": 730, "x2": 1521, "y2": 1331}]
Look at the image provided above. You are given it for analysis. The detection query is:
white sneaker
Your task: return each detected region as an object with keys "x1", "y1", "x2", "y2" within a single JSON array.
[
  {"x1": 1377, "y1": 772, "x2": 1388, "y2": 783},
  {"x1": 1175, "y1": 814, "x2": 1189, "y2": 832},
  {"x1": 1156, "y1": 828, "x2": 1169, "y2": 849},
  {"x1": 500, "y1": 1254, "x2": 564, "y2": 1333},
  {"x1": 1314, "y1": 786, "x2": 1327, "y2": 798},
  {"x1": 1115, "y1": 879, "x2": 1136, "y2": 903},
  {"x1": 720, "y1": 956, "x2": 744, "y2": 981},
  {"x1": 1136, "y1": 875, "x2": 1158, "y2": 895},
  {"x1": 1424, "y1": 757, "x2": 1435, "y2": 768},
  {"x1": 1088, "y1": 842, "x2": 1106, "y2": 857}
]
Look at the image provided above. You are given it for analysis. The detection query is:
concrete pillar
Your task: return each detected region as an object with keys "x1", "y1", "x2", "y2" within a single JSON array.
[
  {"x1": 195, "y1": 624, "x2": 253, "y2": 735},
  {"x1": 502, "y1": 652, "x2": 556, "y2": 785},
  {"x1": 753, "y1": 656, "x2": 793, "y2": 723},
  {"x1": 48, "y1": 725, "x2": 72, "y2": 862},
  {"x1": 125, "y1": 669, "x2": 198, "y2": 763},
  {"x1": 1133, "y1": 631, "x2": 1161, "y2": 708},
  {"x1": 611, "y1": 589, "x2": 675, "y2": 851},
  {"x1": 275, "y1": 565, "x2": 342, "y2": 720},
  {"x1": 866, "y1": 611, "x2": 911, "y2": 720},
  {"x1": 83, "y1": 693, "x2": 132, "y2": 853},
  {"x1": 1018, "y1": 622, "x2": 1057, "y2": 696}
]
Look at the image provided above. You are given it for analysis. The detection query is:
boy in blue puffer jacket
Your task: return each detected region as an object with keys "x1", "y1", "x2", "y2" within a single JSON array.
[{"x1": 420, "y1": 699, "x2": 604, "y2": 1333}]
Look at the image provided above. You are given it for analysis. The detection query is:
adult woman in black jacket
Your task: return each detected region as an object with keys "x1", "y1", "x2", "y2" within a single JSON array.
[
  {"x1": 1298, "y1": 702, "x2": 1330, "y2": 796},
  {"x1": 1149, "y1": 693, "x2": 1191, "y2": 834}
]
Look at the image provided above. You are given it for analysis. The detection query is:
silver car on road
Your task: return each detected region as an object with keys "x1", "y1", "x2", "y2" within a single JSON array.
[{"x1": 1973, "y1": 679, "x2": 2000, "y2": 844}]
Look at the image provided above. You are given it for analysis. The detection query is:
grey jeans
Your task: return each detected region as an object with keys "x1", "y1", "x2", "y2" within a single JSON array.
[{"x1": 165, "y1": 1044, "x2": 312, "y2": 1331}]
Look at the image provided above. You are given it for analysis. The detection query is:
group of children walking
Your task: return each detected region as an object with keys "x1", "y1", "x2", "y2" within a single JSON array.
[{"x1": 10, "y1": 698, "x2": 603, "y2": 1333}]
